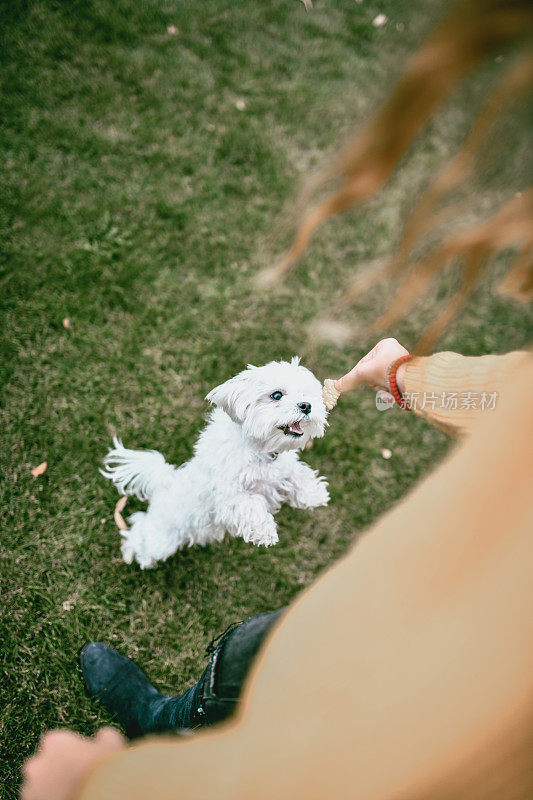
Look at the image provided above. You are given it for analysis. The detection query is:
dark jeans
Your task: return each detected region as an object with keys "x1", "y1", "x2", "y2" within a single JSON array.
[{"x1": 177, "y1": 608, "x2": 285, "y2": 729}]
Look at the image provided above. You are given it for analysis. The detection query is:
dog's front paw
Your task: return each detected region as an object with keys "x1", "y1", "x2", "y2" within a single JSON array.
[
  {"x1": 293, "y1": 476, "x2": 330, "y2": 509},
  {"x1": 243, "y1": 517, "x2": 279, "y2": 548},
  {"x1": 254, "y1": 528, "x2": 279, "y2": 547}
]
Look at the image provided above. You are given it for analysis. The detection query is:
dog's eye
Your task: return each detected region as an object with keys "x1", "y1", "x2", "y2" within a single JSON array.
[{"x1": 270, "y1": 391, "x2": 283, "y2": 401}]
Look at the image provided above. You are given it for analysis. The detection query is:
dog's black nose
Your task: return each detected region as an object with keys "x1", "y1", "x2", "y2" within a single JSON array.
[{"x1": 298, "y1": 402, "x2": 311, "y2": 415}]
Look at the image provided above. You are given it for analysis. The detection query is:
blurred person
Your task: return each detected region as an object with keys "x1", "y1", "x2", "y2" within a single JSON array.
[{"x1": 21, "y1": 0, "x2": 533, "y2": 798}]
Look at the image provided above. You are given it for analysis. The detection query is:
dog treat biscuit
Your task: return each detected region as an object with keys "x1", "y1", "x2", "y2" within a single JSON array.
[{"x1": 322, "y1": 378, "x2": 340, "y2": 410}]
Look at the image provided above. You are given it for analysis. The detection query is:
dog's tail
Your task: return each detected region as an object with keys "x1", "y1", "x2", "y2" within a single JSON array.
[{"x1": 100, "y1": 436, "x2": 176, "y2": 501}]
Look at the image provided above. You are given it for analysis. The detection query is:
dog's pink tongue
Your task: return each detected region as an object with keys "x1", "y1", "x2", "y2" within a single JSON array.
[{"x1": 289, "y1": 422, "x2": 303, "y2": 434}]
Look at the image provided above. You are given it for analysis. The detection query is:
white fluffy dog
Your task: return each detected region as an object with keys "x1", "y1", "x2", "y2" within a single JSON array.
[{"x1": 101, "y1": 358, "x2": 329, "y2": 568}]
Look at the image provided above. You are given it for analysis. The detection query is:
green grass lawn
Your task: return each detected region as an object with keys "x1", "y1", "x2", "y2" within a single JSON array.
[{"x1": 1, "y1": 1, "x2": 531, "y2": 796}]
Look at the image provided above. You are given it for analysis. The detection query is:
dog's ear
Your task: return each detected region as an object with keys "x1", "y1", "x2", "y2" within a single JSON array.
[{"x1": 206, "y1": 368, "x2": 256, "y2": 423}]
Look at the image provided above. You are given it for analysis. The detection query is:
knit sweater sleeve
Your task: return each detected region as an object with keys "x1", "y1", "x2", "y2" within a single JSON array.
[{"x1": 402, "y1": 350, "x2": 529, "y2": 438}]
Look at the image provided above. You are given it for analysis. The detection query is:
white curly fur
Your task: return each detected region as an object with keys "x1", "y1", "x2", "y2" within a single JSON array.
[{"x1": 101, "y1": 358, "x2": 330, "y2": 568}]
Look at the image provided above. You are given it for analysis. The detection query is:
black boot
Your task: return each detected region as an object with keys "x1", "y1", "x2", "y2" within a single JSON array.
[
  {"x1": 80, "y1": 642, "x2": 207, "y2": 738},
  {"x1": 81, "y1": 609, "x2": 284, "y2": 738}
]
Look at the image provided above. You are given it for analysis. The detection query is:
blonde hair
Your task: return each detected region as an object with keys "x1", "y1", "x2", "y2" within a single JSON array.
[{"x1": 266, "y1": 0, "x2": 533, "y2": 350}]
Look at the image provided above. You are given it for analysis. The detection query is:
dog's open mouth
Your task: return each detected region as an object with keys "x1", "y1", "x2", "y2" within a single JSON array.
[{"x1": 279, "y1": 421, "x2": 304, "y2": 437}]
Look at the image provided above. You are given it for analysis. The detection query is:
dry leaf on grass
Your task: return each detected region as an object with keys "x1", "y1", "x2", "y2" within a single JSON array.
[
  {"x1": 167, "y1": 24, "x2": 179, "y2": 35},
  {"x1": 62, "y1": 317, "x2": 72, "y2": 329},
  {"x1": 114, "y1": 496, "x2": 129, "y2": 530},
  {"x1": 31, "y1": 461, "x2": 47, "y2": 477}
]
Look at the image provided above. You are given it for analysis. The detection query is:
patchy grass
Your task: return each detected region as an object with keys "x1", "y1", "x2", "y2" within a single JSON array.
[{"x1": 1, "y1": 0, "x2": 531, "y2": 795}]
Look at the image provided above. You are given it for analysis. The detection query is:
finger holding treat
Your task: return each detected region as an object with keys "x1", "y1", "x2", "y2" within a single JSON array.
[
  {"x1": 323, "y1": 338, "x2": 410, "y2": 409},
  {"x1": 336, "y1": 338, "x2": 409, "y2": 394}
]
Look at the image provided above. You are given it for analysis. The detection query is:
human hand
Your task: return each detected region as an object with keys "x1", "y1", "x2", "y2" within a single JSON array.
[
  {"x1": 335, "y1": 338, "x2": 409, "y2": 395},
  {"x1": 21, "y1": 727, "x2": 126, "y2": 800}
]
